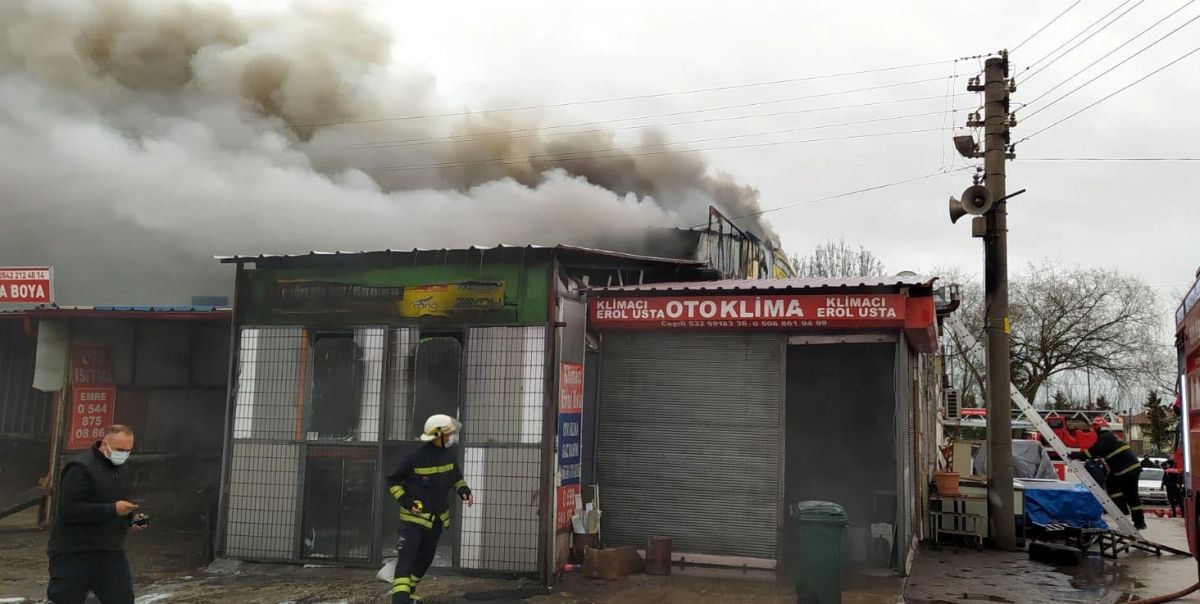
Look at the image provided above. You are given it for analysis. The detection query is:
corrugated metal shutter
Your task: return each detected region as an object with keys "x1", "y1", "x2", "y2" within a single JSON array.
[{"x1": 597, "y1": 331, "x2": 782, "y2": 560}]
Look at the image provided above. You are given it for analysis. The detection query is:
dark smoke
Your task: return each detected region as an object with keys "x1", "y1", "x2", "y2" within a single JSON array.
[{"x1": 0, "y1": 0, "x2": 774, "y2": 304}]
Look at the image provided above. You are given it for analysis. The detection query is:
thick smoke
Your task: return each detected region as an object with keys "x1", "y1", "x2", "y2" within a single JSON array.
[{"x1": 0, "y1": 0, "x2": 773, "y2": 304}]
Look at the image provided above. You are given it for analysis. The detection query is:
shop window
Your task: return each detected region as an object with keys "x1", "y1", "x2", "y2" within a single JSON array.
[{"x1": 308, "y1": 334, "x2": 362, "y2": 439}]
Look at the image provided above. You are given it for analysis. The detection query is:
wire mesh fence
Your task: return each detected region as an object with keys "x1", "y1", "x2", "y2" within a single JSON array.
[{"x1": 222, "y1": 324, "x2": 548, "y2": 574}]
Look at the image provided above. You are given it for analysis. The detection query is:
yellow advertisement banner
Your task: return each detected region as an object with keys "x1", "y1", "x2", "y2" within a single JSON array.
[{"x1": 399, "y1": 281, "x2": 506, "y2": 317}]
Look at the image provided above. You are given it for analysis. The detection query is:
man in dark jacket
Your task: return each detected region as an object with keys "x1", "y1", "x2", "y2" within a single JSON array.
[
  {"x1": 1069, "y1": 417, "x2": 1146, "y2": 530},
  {"x1": 1163, "y1": 459, "x2": 1184, "y2": 517},
  {"x1": 47, "y1": 425, "x2": 148, "y2": 604},
  {"x1": 387, "y1": 414, "x2": 473, "y2": 603}
]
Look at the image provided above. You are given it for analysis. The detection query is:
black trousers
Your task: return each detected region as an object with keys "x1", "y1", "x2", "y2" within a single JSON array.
[
  {"x1": 1107, "y1": 468, "x2": 1146, "y2": 528},
  {"x1": 391, "y1": 521, "x2": 443, "y2": 603},
  {"x1": 1167, "y1": 484, "x2": 1184, "y2": 513},
  {"x1": 47, "y1": 551, "x2": 133, "y2": 604}
]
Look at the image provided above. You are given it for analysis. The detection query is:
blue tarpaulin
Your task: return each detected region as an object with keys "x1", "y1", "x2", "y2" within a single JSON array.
[{"x1": 1022, "y1": 481, "x2": 1108, "y2": 530}]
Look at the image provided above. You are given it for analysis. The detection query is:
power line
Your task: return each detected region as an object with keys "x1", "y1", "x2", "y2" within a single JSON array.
[
  {"x1": 367, "y1": 127, "x2": 946, "y2": 173},
  {"x1": 1022, "y1": 11, "x2": 1200, "y2": 121},
  {"x1": 1023, "y1": 0, "x2": 1139, "y2": 73},
  {"x1": 348, "y1": 106, "x2": 971, "y2": 152},
  {"x1": 1013, "y1": 0, "x2": 1087, "y2": 52},
  {"x1": 1015, "y1": 43, "x2": 1200, "y2": 145},
  {"x1": 1022, "y1": 0, "x2": 1197, "y2": 108},
  {"x1": 721, "y1": 167, "x2": 973, "y2": 223},
  {"x1": 347, "y1": 92, "x2": 972, "y2": 150},
  {"x1": 1022, "y1": 0, "x2": 1148, "y2": 84},
  {"x1": 296, "y1": 60, "x2": 959, "y2": 128},
  {"x1": 1019, "y1": 157, "x2": 1200, "y2": 161}
]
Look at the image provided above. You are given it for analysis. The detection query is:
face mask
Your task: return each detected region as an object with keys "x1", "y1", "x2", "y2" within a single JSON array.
[{"x1": 106, "y1": 446, "x2": 131, "y2": 466}]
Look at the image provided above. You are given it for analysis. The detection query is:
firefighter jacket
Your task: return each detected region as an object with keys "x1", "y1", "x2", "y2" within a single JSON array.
[
  {"x1": 1084, "y1": 430, "x2": 1140, "y2": 478},
  {"x1": 387, "y1": 442, "x2": 471, "y2": 530}
]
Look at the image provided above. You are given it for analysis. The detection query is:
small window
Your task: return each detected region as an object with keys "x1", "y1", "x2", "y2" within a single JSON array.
[{"x1": 308, "y1": 335, "x2": 362, "y2": 439}]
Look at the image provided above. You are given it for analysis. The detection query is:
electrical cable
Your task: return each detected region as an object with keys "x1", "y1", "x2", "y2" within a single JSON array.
[
  {"x1": 707, "y1": 167, "x2": 974, "y2": 224},
  {"x1": 1013, "y1": 0, "x2": 1087, "y2": 52},
  {"x1": 1021, "y1": 0, "x2": 1148, "y2": 84},
  {"x1": 296, "y1": 60, "x2": 958, "y2": 128},
  {"x1": 349, "y1": 100, "x2": 974, "y2": 151},
  {"x1": 1015, "y1": 43, "x2": 1200, "y2": 145},
  {"x1": 1022, "y1": 0, "x2": 1137, "y2": 72},
  {"x1": 367, "y1": 127, "x2": 947, "y2": 173},
  {"x1": 1019, "y1": 157, "x2": 1200, "y2": 161},
  {"x1": 1021, "y1": 0, "x2": 1197, "y2": 108},
  {"x1": 1022, "y1": 13, "x2": 1200, "y2": 123}
]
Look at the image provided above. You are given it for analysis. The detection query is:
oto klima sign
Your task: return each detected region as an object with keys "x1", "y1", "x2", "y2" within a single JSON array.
[
  {"x1": 590, "y1": 293, "x2": 908, "y2": 330},
  {"x1": 0, "y1": 267, "x2": 53, "y2": 304}
]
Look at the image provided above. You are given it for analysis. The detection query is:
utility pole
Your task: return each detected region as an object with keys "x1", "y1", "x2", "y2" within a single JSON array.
[{"x1": 982, "y1": 52, "x2": 1016, "y2": 550}]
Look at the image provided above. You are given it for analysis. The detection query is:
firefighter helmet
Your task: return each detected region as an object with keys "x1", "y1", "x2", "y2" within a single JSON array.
[
  {"x1": 420, "y1": 414, "x2": 461, "y2": 442},
  {"x1": 1091, "y1": 416, "x2": 1110, "y2": 430}
]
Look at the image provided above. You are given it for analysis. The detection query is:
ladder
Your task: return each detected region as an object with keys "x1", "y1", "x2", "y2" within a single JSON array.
[{"x1": 943, "y1": 315, "x2": 1142, "y2": 537}]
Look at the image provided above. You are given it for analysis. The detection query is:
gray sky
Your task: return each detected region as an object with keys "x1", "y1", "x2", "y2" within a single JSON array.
[
  {"x1": 380, "y1": 0, "x2": 1200, "y2": 308},
  {"x1": 2, "y1": 0, "x2": 1197, "y2": 344}
]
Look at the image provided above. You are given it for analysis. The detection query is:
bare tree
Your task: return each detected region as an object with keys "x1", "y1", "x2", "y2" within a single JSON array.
[
  {"x1": 940, "y1": 260, "x2": 1168, "y2": 408},
  {"x1": 790, "y1": 238, "x2": 886, "y2": 278}
]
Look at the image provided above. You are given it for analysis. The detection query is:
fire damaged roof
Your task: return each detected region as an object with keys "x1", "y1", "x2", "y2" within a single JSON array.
[
  {"x1": 0, "y1": 305, "x2": 231, "y2": 320},
  {"x1": 589, "y1": 274, "x2": 937, "y2": 294},
  {"x1": 216, "y1": 244, "x2": 705, "y2": 268}
]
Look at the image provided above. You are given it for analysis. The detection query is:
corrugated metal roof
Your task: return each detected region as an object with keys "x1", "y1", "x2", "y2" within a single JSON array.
[
  {"x1": 589, "y1": 274, "x2": 936, "y2": 293},
  {"x1": 1, "y1": 305, "x2": 231, "y2": 319},
  {"x1": 215, "y1": 244, "x2": 703, "y2": 266}
]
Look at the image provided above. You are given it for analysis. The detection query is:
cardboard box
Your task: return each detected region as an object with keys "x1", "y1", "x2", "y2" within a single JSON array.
[{"x1": 582, "y1": 546, "x2": 644, "y2": 580}]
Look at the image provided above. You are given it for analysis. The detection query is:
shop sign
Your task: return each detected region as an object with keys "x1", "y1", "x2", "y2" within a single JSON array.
[
  {"x1": 590, "y1": 293, "x2": 907, "y2": 330},
  {"x1": 399, "y1": 281, "x2": 505, "y2": 317},
  {"x1": 556, "y1": 362, "x2": 584, "y2": 531},
  {"x1": 0, "y1": 267, "x2": 53, "y2": 304},
  {"x1": 67, "y1": 386, "x2": 115, "y2": 450},
  {"x1": 960, "y1": 408, "x2": 987, "y2": 417},
  {"x1": 71, "y1": 345, "x2": 115, "y2": 385}
]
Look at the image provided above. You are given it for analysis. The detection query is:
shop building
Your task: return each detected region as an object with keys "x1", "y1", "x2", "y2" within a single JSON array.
[{"x1": 586, "y1": 276, "x2": 943, "y2": 575}]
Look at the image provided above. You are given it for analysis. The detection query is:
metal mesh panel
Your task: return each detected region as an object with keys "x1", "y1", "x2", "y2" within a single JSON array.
[
  {"x1": 386, "y1": 328, "x2": 417, "y2": 440},
  {"x1": 460, "y1": 326, "x2": 545, "y2": 573},
  {"x1": 225, "y1": 441, "x2": 301, "y2": 558},
  {"x1": 225, "y1": 326, "x2": 386, "y2": 563}
]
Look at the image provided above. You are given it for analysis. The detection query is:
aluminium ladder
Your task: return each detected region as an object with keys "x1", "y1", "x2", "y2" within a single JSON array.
[{"x1": 943, "y1": 315, "x2": 1187, "y2": 555}]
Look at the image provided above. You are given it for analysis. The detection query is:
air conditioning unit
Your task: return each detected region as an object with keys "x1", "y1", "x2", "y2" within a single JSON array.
[{"x1": 944, "y1": 388, "x2": 961, "y2": 419}]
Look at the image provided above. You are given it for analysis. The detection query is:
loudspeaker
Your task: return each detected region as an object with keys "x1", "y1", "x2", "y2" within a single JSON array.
[{"x1": 948, "y1": 185, "x2": 994, "y2": 223}]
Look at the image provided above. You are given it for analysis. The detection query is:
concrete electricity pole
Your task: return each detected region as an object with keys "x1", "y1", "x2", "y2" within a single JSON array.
[{"x1": 982, "y1": 52, "x2": 1016, "y2": 550}]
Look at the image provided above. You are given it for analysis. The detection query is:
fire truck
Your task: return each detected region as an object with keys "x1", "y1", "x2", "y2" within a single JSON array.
[{"x1": 1176, "y1": 268, "x2": 1200, "y2": 557}]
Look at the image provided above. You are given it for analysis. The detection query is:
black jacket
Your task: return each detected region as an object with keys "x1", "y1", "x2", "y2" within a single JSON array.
[
  {"x1": 386, "y1": 442, "x2": 471, "y2": 530},
  {"x1": 1085, "y1": 430, "x2": 1140, "y2": 478},
  {"x1": 48, "y1": 442, "x2": 134, "y2": 556}
]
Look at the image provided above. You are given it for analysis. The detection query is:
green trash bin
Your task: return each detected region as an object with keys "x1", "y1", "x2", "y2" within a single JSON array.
[{"x1": 790, "y1": 501, "x2": 849, "y2": 604}]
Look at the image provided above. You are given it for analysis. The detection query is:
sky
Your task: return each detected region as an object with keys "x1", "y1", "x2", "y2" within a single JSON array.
[
  {"x1": 377, "y1": 0, "x2": 1199, "y2": 308},
  {"x1": 1, "y1": 0, "x2": 1197, "y2": 337}
]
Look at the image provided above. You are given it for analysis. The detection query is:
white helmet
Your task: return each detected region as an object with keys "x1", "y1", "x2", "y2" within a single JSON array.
[{"x1": 420, "y1": 414, "x2": 461, "y2": 442}]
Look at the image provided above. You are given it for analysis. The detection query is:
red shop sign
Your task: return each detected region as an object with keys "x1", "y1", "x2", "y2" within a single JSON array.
[
  {"x1": 0, "y1": 267, "x2": 53, "y2": 304},
  {"x1": 67, "y1": 386, "x2": 116, "y2": 450},
  {"x1": 590, "y1": 293, "x2": 908, "y2": 330}
]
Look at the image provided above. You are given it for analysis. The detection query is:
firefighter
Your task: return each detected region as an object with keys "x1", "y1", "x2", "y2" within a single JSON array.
[
  {"x1": 1163, "y1": 459, "x2": 1184, "y2": 517},
  {"x1": 1068, "y1": 417, "x2": 1146, "y2": 530},
  {"x1": 386, "y1": 414, "x2": 473, "y2": 603}
]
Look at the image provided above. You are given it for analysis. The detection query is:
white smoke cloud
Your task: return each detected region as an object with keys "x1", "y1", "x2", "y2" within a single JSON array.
[{"x1": 0, "y1": 0, "x2": 766, "y2": 304}]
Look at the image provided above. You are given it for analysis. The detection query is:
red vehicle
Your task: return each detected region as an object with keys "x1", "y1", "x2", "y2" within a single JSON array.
[{"x1": 1176, "y1": 269, "x2": 1200, "y2": 558}]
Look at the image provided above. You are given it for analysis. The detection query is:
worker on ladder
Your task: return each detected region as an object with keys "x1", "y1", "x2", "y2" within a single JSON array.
[
  {"x1": 1068, "y1": 417, "x2": 1146, "y2": 530},
  {"x1": 386, "y1": 414, "x2": 474, "y2": 603}
]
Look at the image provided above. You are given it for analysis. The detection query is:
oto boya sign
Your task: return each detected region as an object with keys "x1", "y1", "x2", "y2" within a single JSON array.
[
  {"x1": 590, "y1": 293, "x2": 909, "y2": 330},
  {"x1": 0, "y1": 267, "x2": 53, "y2": 304}
]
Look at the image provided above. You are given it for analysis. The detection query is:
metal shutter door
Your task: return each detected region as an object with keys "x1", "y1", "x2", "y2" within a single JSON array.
[{"x1": 597, "y1": 331, "x2": 782, "y2": 560}]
